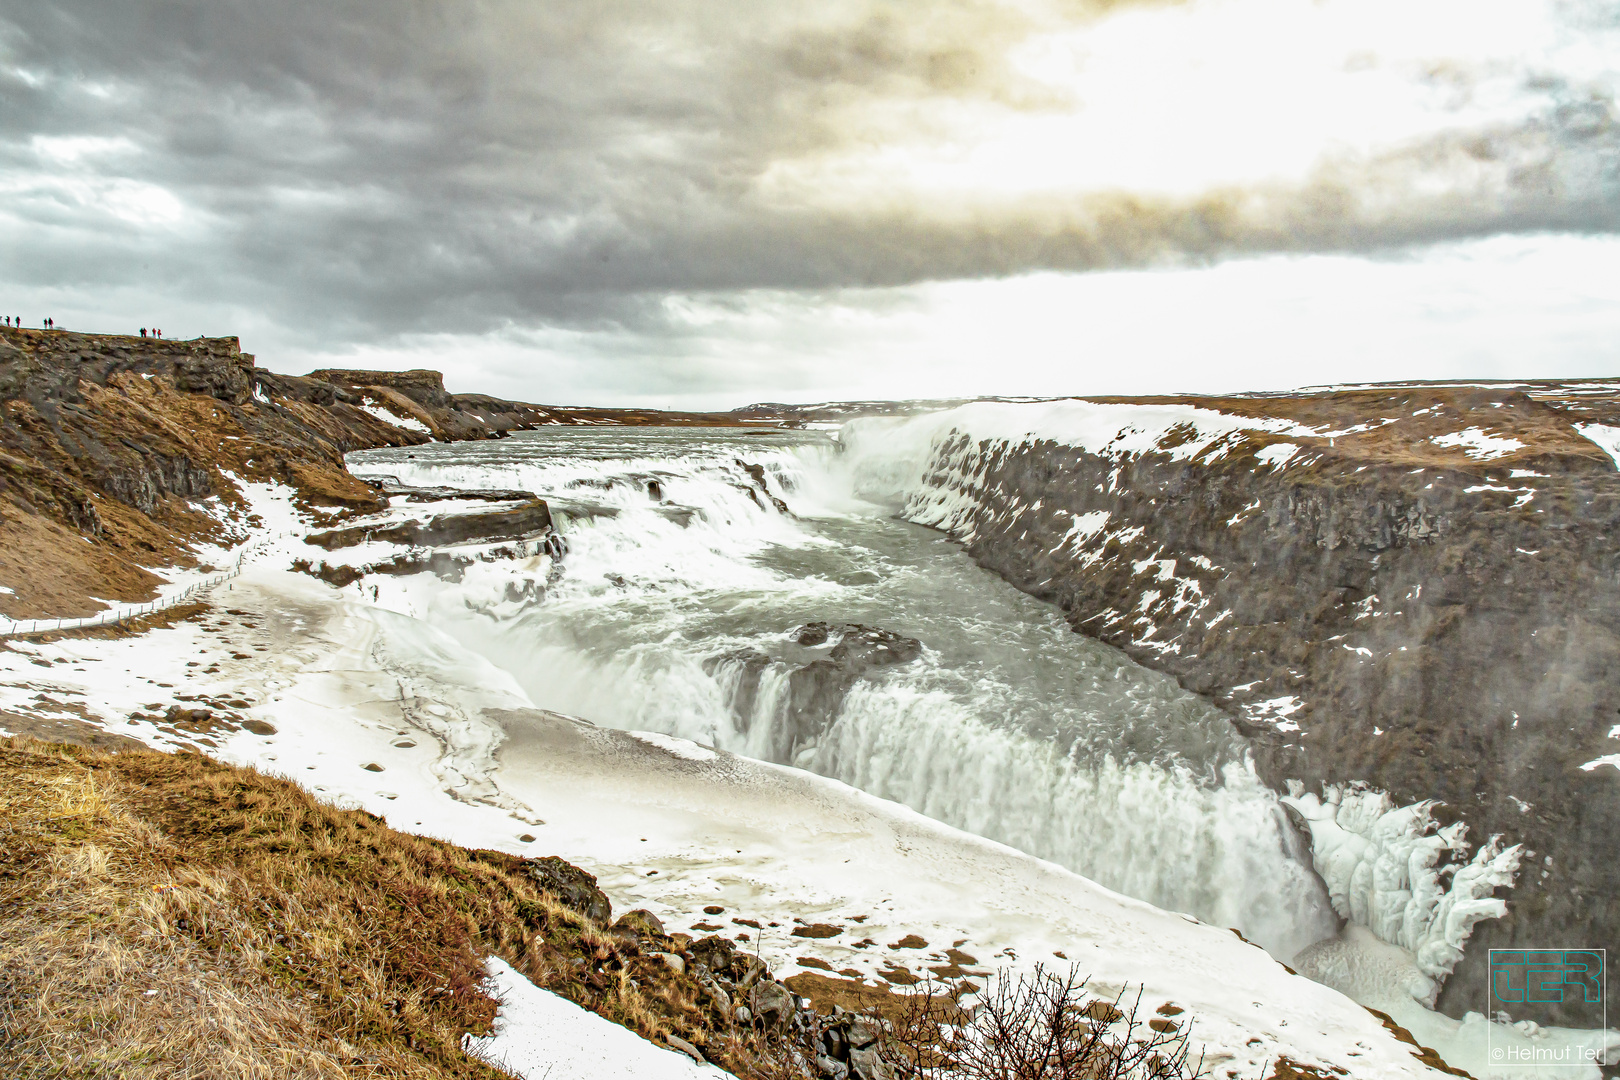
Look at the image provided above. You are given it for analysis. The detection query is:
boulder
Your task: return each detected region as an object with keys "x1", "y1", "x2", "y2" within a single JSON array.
[
  {"x1": 749, "y1": 978, "x2": 794, "y2": 1029},
  {"x1": 522, "y1": 855, "x2": 611, "y2": 926},
  {"x1": 688, "y1": 934, "x2": 736, "y2": 974},
  {"x1": 849, "y1": 1046, "x2": 893, "y2": 1080},
  {"x1": 611, "y1": 908, "x2": 666, "y2": 939}
]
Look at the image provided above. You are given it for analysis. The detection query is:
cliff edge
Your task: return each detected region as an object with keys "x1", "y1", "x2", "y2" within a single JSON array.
[{"x1": 870, "y1": 381, "x2": 1620, "y2": 1023}]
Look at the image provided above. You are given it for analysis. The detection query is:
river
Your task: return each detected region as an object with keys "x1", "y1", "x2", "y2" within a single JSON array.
[{"x1": 347, "y1": 426, "x2": 1336, "y2": 962}]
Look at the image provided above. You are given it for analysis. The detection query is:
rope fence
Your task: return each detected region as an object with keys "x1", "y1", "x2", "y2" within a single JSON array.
[{"x1": 0, "y1": 531, "x2": 294, "y2": 640}]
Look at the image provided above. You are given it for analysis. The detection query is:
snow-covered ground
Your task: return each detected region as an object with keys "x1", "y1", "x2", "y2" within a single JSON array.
[
  {"x1": 466, "y1": 958, "x2": 731, "y2": 1079},
  {"x1": 0, "y1": 559, "x2": 1441, "y2": 1079}
]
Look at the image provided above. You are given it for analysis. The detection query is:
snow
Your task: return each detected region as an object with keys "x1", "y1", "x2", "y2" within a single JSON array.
[
  {"x1": 1430, "y1": 428, "x2": 1525, "y2": 460},
  {"x1": 1244, "y1": 696, "x2": 1304, "y2": 733},
  {"x1": 464, "y1": 957, "x2": 731, "y2": 1079},
  {"x1": 360, "y1": 401, "x2": 433, "y2": 434},
  {"x1": 1254, "y1": 443, "x2": 1302, "y2": 469},
  {"x1": 1057, "y1": 510, "x2": 1110, "y2": 551},
  {"x1": 1575, "y1": 423, "x2": 1620, "y2": 470},
  {"x1": 628, "y1": 730, "x2": 719, "y2": 762},
  {"x1": 0, "y1": 563, "x2": 1455, "y2": 1080}
]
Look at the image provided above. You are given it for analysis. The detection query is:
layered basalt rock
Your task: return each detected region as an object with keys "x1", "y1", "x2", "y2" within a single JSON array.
[{"x1": 895, "y1": 384, "x2": 1620, "y2": 1023}]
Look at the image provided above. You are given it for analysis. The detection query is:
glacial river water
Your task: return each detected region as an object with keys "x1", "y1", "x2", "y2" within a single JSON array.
[{"x1": 348, "y1": 426, "x2": 1336, "y2": 961}]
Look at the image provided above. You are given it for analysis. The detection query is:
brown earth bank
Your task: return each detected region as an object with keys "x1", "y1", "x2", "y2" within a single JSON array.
[
  {"x1": 0, "y1": 327, "x2": 753, "y2": 621},
  {"x1": 909, "y1": 381, "x2": 1620, "y2": 1024},
  {"x1": 0, "y1": 737, "x2": 886, "y2": 1079}
]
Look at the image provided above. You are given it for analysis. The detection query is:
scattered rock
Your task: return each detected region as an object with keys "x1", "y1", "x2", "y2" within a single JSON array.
[
  {"x1": 849, "y1": 1045, "x2": 893, "y2": 1080},
  {"x1": 361, "y1": 762, "x2": 384, "y2": 772},
  {"x1": 846, "y1": 1017, "x2": 880, "y2": 1049},
  {"x1": 815, "y1": 1053, "x2": 850, "y2": 1079},
  {"x1": 241, "y1": 720, "x2": 277, "y2": 736},
  {"x1": 793, "y1": 923, "x2": 844, "y2": 939},
  {"x1": 651, "y1": 951, "x2": 686, "y2": 975},
  {"x1": 750, "y1": 979, "x2": 794, "y2": 1029},
  {"x1": 664, "y1": 1033, "x2": 704, "y2": 1063},
  {"x1": 612, "y1": 909, "x2": 666, "y2": 939},
  {"x1": 688, "y1": 935, "x2": 735, "y2": 974}
]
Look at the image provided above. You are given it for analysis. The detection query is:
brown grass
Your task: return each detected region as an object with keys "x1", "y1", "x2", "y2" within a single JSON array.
[{"x1": 0, "y1": 738, "x2": 808, "y2": 1079}]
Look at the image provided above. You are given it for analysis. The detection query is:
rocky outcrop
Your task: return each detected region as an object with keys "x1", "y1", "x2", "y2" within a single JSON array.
[
  {"x1": 890, "y1": 384, "x2": 1620, "y2": 1024},
  {"x1": 0, "y1": 328, "x2": 561, "y2": 620},
  {"x1": 704, "y1": 623, "x2": 923, "y2": 761},
  {"x1": 524, "y1": 855, "x2": 614, "y2": 926},
  {"x1": 305, "y1": 500, "x2": 554, "y2": 550}
]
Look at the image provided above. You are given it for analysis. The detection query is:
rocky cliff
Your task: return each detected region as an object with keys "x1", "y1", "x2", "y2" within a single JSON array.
[
  {"x1": 881, "y1": 383, "x2": 1620, "y2": 1023},
  {"x1": 0, "y1": 328, "x2": 737, "y2": 622}
]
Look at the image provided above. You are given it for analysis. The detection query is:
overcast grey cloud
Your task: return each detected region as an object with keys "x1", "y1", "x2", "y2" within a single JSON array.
[{"x1": 1, "y1": 0, "x2": 1618, "y2": 402}]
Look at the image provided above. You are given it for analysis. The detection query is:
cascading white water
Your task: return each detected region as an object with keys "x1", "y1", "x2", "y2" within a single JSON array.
[{"x1": 347, "y1": 427, "x2": 1338, "y2": 960}]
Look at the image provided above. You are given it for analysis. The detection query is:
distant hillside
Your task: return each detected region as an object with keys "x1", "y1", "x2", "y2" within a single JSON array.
[{"x1": 0, "y1": 328, "x2": 757, "y2": 619}]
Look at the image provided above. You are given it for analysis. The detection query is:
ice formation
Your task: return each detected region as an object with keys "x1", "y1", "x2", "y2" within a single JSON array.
[
  {"x1": 1280, "y1": 783, "x2": 1521, "y2": 987},
  {"x1": 1281, "y1": 784, "x2": 1620, "y2": 1079}
]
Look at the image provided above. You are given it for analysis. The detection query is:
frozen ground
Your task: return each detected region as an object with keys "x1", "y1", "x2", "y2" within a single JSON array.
[{"x1": 0, "y1": 554, "x2": 1440, "y2": 1080}]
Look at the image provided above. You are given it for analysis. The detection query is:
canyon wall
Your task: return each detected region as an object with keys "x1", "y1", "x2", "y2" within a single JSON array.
[
  {"x1": 0, "y1": 329, "x2": 564, "y2": 620},
  {"x1": 873, "y1": 385, "x2": 1620, "y2": 1022}
]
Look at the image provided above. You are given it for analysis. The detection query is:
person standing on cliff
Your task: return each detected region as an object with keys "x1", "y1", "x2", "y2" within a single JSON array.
[{"x1": 140, "y1": 328, "x2": 147, "y2": 337}]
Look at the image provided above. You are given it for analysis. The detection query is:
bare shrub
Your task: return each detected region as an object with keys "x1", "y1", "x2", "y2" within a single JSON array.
[{"x1": 879, "y1": 965, "x2": 1205, "y2": 1080}]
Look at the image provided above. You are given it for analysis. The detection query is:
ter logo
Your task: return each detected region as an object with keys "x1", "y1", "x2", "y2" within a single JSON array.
[{"x1": 1491, "y1": 951, "x2": 1605, "y2": 1006}]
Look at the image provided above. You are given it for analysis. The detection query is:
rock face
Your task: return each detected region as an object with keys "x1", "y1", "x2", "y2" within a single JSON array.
[
  {"x1": 886, "y1": 385, "x2": 1620, "y2": 1024},
  {"x1": 0, "y1": 327, "x2": 578, "y2": 620},
  {"x1": 703, "y1": 623, "x2": 923, "y2": 762},
  {"x1": 305, "y1": 500, "x2": 554, "y2": 550},
  {"x1": 523, "y1": 855, "x2": 612, "y2": 926}
]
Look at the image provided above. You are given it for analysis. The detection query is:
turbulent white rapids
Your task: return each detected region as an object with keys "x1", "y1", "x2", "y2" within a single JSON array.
[{"x1": 349, "y1": 427, "x2": 1335, "y2": 961}]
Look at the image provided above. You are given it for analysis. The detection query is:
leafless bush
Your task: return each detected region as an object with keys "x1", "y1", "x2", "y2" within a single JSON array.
[{"x1": 878, "y1": 965, "x2": 1205, "y2": 1080}]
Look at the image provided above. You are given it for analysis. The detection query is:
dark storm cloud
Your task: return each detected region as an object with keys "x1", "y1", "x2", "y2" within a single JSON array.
[{"x1": 1, "y1": 0, "x2": 1616, "y2": 347}]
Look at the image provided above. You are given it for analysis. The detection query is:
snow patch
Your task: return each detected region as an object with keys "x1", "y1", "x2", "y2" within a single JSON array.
[
  {"x1": 464, "y1": 957, "x2": 731, "y2": 1079},
  {"x1": 1431, "y1": 428, "x2": 1524, "y2": 460},
  {"x1": 1245, "y1": 696, "x2": 1304, "y2": 732},
  {"x1": 627, "y1": 730, "x2": 719, "y2": 762},
  {"x1": 360, "y1": 402, "x2": 432, "y2": 434},
  {"x1": 1575, "y1": 424, "x2": 1620, "y2": 470},
  {"x1": 1254, "y1": 443, "x2": 1301, "y2": 469}
]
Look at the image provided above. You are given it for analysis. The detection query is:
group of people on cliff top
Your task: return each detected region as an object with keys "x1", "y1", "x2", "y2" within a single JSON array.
[
  {"x1": 140, "y1": 328, "x2": 163, "y2": 338},
  {"x1": 3, "y1": 317, "x2": 57, "y2": 329}
]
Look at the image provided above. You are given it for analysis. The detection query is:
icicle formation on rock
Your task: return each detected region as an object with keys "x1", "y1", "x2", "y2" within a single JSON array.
[{"x1": 1281, "y1": 782, "x2": 1521, "y2": 980}]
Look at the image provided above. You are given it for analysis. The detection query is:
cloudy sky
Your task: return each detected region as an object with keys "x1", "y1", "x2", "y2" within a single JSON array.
[{"x1": 3, "y1": 0, "x2": 1618, "y2": 407}]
